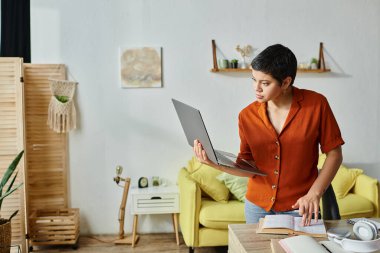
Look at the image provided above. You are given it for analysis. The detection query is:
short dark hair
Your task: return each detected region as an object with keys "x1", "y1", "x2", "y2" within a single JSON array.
[{"x1": 251, "y1": 44, "x2": 297, "y2": 85}]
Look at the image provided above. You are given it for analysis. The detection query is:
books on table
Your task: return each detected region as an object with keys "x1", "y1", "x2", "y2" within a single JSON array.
[
  {"x1": 270, "y1": 239, "x2": 287, "y2": 253},
  {"x1": 271, "y1": 235, "x2": 354, "y2": 253},
  {"x1": 257, "y1": 214, "x2": 327, "y2": 238}
]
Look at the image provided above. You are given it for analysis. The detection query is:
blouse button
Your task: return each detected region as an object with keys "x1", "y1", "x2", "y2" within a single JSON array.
[
  {"x1": 275, "y1": 155, "x2": 280, "y2": 160},
  {"x1": 274, "y1": 170, "x2": 279, "y2": 175},
  {"x1": 275, "y1": 141, "x2": 279, "y2": 146},
  {"x1": 271, "y1": 197, "x2": 275, "y2": 202},
  {"x1": 272, "y1": 185, "x2": 276, "y2": 189}
]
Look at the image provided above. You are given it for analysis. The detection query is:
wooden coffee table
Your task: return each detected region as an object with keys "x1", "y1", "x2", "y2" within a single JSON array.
[{"x1": 228, "y1": 220, "x2": 376, "y2": 253}]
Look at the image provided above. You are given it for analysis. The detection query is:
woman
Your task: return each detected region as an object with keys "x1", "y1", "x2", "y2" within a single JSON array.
[{"x1": 194, "y1": 44, "x2": 344, "y2": 226}]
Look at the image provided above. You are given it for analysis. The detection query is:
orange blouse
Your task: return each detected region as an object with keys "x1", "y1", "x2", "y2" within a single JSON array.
[{"x1": 238, "y1": 87, "x2": 344, "y2": 211}]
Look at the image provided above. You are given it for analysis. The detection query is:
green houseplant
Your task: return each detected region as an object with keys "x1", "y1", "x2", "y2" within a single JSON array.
[
  {"x1": 310, "y1": 57, "x2": 319, "y2": 70},
  {"x1": 0, "y1": 150, "x2": 24, "y2": 253},
  {"x1": 230, "y1": 59, "x2": 239, "y2": 69}
]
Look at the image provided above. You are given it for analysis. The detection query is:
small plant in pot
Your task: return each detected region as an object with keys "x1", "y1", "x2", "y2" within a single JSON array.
[
  {"x1": 310, "y1": 58, "x2": 319, "y2": 70},
  {"x1": 0, "y1": 150, "x2": 24, "y2": 253},
  {"x1": 231, "y1": 59, "x2": 239, "y2": 69}
]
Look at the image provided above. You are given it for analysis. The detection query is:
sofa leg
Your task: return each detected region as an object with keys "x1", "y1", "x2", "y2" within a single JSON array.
[{"x1": 189, "y1": 247, "x2": 194, "y2": 253}]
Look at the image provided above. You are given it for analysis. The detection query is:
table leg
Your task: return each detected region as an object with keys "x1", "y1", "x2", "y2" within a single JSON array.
[
  {"x1": 132, "y1": 215, "x2": 138, "y2": 247},
  {"x1": 172, "y1": 213, "x2": 175, "y2": 231},
  {"x1": 172, "y1": 213, "x2": 179, "y2": 245}
]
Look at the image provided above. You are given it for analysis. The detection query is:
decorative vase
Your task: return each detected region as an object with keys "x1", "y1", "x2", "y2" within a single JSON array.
[
  {"x1": 241, "y1": 57, "x2": 248, "y2": 69},
  {"x1": 0, "y1": 219, "x2": 11, "y2": 253}
]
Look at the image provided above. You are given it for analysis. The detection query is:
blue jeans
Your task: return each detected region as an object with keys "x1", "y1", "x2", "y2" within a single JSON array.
[{"x1": 244, "y1": 199, "x2": 301, "y2": 224}]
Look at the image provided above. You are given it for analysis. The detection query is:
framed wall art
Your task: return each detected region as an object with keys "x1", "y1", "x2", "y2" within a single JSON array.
[{"x1": 119, "y1": 46, "x2": 162, "y2": 88}]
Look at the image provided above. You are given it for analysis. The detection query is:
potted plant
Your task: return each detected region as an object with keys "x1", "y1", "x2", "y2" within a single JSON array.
[
  {"x1": 310, "y1": 58, "x2": 319, "y2": 70},
  {"x1": 0, "y1": 150, "x2": 24, "y2": 253},
  {"x1": 231, "y1": 59, "x2": 239, "y2": 69}
]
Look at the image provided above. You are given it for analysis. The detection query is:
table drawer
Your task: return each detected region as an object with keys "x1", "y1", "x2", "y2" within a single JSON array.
[{"x1": 132, "y1": 193, "x2": 179, "y2": 214}]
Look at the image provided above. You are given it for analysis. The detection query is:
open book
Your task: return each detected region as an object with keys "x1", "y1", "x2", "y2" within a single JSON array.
[
  {"x1": 271, "y1": 235, "x2": 354, "y2": 253},
  {"x1": 257, "y1": 214, "x2": 327, "y2": 238}
]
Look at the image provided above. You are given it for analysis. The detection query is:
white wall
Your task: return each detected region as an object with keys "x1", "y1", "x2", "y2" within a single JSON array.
[{"x1": 30, "y1": 0, "x2": 380, "y2": 234}]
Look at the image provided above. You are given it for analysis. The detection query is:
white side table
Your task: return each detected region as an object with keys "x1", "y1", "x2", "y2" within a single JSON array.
[{"x1": 130, "y1": 185, "x2": 180, "y2": 247}]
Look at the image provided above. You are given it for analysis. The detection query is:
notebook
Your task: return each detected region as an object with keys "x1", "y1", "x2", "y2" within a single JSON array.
[{"x1": 172, "y1": 98, "x2": 266, "y2": 176}]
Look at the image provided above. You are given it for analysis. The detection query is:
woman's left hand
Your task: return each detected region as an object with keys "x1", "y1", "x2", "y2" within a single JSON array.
[{"x1": 291, "y1": 191, "x2": 321, "y2": 226}]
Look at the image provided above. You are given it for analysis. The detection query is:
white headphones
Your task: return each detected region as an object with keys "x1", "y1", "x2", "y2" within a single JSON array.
[{"x1": 328, "y1": 220, "x2": 380, "y2": 253}]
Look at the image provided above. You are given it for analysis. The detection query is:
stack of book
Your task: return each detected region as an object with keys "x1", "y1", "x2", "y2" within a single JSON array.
[
  {"x1": 257, "y1": 215, "x2": 353, "y2": 253},
  {"x1": 270, "y1": 236, "x2": 354, "y2": 253}
]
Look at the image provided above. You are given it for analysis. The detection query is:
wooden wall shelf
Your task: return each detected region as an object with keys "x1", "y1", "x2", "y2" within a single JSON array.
[
  {"x1": 210, "y1": 68, "x2": 331, "y2": 73},
  {"x1": 210, "y1": 68, "x2": 251, "y2": 73},
  {"x1": 297, "y1": 68, "x2": 331, "y2": 73},
  {"x1": 211, "y1": 40, "x2": 331, "y2": 74}
]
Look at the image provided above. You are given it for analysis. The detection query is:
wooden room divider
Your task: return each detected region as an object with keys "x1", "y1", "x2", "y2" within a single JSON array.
[
  {"x1": 24, "y1": 64, "x2": 78, "y2": 250},
  {"x1": 23, "y1": 64, "x2": 68, "y2": 211},
  {"x1": 0, "y1": 60, "x2": 72, "y2": 252},
  {"x1": 0, "y1": 58, "x2": 27, "y2": 252}
]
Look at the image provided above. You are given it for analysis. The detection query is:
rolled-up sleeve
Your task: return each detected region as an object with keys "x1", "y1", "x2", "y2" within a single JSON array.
[{"x1": 319, "y1": 97, "x2": 345, "y2": 154}]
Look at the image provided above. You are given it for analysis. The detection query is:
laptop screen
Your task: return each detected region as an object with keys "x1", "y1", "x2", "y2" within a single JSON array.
[{"x1": 172, "y1": 99, "x2": 218, "y2": 164}]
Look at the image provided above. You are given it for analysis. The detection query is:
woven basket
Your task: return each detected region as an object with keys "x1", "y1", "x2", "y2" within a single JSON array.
[{"x1": 0, "y1": 219, "x2": 11, "y2": 253}]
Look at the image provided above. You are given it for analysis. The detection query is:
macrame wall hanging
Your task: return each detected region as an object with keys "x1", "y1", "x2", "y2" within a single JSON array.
[{"x1": 47, "y1": 79, "x2": 78, "y2": 133}]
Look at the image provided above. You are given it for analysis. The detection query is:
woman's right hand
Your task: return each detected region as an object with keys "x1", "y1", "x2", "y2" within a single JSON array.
[
  {"x1": 193, "y1": 139, "x2": 252, "y2": 177},
  {"x1": 193, "y1": 139, "x2": 213, "y2": 165}
]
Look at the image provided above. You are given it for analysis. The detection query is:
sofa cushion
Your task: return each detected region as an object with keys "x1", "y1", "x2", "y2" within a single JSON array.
[
  {"x1": 216, "y1": 173, "x2": 248, "y2": 202},
  {"x1": 338, "y1": 193, "x2": 374, "y2": 218},
  {"x1": 187, "y1": 157, "x2": 229, "y2": 203},
  {"x1": 199, "y1": 199, "x2": 245, "y2": 229},
  {"x1": 318, "y1": 154, "x2": 363, "y2": 199},
  {"x1": 333, "y1": 166, "x2": 363, "y2": 199}
]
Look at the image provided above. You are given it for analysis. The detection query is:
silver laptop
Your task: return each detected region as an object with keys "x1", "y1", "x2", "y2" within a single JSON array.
[{"x1": 172, "y1": 99, "x2": 266, "y2": 176}]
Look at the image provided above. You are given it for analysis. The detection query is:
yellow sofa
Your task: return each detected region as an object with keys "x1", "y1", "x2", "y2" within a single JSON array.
[
  {"x1": 337, "y1": 173, "x2": 379, "y2": 218},
  {"x1": 178, "y1": 159, "x2": 379, "y2": 251},
  {"x1": 317, "y1": 154, "x2": 380, "y2": 219},
  {"x1": 178, "y1": 168, "x2": 245, "y2": 249}
]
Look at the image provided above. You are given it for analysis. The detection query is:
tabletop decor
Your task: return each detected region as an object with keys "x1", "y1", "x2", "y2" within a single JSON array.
[{"x1": 236, "y1": 44, "x2": 253, "y2": 69}]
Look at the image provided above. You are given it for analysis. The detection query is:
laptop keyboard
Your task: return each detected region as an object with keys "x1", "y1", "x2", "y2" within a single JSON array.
[{"x1": 215, "y1": 151, "x2": 235, "y2": 167}]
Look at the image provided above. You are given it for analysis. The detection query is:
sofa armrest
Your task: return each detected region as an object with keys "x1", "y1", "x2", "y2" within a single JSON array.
[
  {"x1": 353, "y1": 174, "x2": 380, "y2": 217},
  {"x1": 177, "y1": 167, "x2": 201, "y2": 247}
]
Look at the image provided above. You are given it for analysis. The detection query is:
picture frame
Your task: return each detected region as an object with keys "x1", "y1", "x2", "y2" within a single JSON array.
[{"x1": 119, "y1": 46, "x2": 162, "y2": 88}]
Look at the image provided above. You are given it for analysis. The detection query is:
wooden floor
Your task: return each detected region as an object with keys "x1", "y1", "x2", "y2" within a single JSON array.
[{"x1": 29, "y1": 234, "x2": 228, "y2": 253}]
